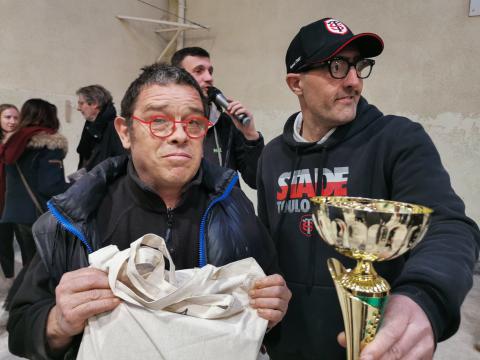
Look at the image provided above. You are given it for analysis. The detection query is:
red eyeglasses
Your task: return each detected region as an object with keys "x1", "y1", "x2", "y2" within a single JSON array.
[{"x1": 132, "y1": 115, "x2": 212, "y2": 139}]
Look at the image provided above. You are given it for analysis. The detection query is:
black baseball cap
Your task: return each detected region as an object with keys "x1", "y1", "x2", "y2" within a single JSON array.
[{"x1": 286, "y1": 18, "x2": 384, "y2": 73}]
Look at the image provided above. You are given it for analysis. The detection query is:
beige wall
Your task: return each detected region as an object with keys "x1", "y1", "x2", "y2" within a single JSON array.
[
  {"x1": 1, "y1": 1, "x2": 477, "y2": 223},
  {"x1": 0, "y1": 0, "x2": 169, "y2": 175},
  {"x1": 185, "y1": 0, "x2": 480, "y2": 222}
]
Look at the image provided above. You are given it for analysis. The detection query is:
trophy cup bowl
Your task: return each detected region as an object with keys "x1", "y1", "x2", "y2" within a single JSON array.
[{"x1": 310, "y1": 196, "x2": 432, "y2": 360}]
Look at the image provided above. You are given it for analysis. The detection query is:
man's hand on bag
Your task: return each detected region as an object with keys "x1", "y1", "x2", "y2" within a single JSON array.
[
  {"x1": 337, "y1": 294, "x2": 435, "y2": 360},
  {"x1": 46, "y1": 267, "x2": 121, "y2": 352},
  {"x1": 249, "y1": 274, "x2": 291, "y2": 328}
]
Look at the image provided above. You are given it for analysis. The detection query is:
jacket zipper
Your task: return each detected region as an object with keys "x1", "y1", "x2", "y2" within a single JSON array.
[
  {"x1": 198, "y1": 173, "x2": 239, "y2": 267},
  {"x1": 165, "y1": 207, "x2": 174, "y2": 246},
  {"x1": 47, "y1": 200, "x2": 94, "y2": 254}
]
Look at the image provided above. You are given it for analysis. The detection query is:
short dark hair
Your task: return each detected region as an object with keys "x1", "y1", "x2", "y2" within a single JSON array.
[
  {"x1": 171, "y1": 47, "x2": 210, "y2": 67},
  {"x1": 19, "y1": 98, "x2": 59, "y2": 130},
  {"x1": 76, "y1": 85, "x2": 113, "y2": 109},
  {"x1": 120, "y1": 62, "x2": 207, "y2": 126}
]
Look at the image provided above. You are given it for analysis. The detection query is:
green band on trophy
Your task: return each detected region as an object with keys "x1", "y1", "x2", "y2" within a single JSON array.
[{"x1": 356, "y1": 295, "x2": 386, "y2": 309}]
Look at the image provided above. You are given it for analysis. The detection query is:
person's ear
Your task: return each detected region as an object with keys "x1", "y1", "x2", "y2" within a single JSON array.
[
  {"x1": 286, "y1": 73, "x2": 303, "y2": 96},
  {"x1": 114, "y1": 116, "x2": 131, "y2": 150}
]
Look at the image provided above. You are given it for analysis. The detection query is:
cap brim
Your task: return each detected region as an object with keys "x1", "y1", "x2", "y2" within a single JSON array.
[
  {"x1": 305, "y1": 32, "x2": 384, "y2": 67},
  {"x1": 334, "y1": 33, "x2": 384, "y2": 59}
]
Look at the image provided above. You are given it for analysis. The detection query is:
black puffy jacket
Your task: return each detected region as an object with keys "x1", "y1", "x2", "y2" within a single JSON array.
[{"x1": 8, "y1": 155, "x2": 278, "y2": 360}]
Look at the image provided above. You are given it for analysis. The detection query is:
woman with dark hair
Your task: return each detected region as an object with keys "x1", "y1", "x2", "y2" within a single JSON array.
[
  {"x1": 0, "y1": 104, "x2": 19, "y2": 143},
  {"x1": 0, "y1": 104, "x2": 20, "y2": 285},
  {"x1": 0, "y1": 99, "x2": 68, "y2": 270}
]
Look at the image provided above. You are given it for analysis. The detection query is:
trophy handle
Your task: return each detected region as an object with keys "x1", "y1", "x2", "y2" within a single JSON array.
[{"x1": 327, "y1": 258, "x2": 388, "y2": 360}]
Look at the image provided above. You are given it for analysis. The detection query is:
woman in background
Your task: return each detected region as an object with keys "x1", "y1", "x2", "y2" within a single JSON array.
[
  {"x1": 0, "y1": 104, "x2": 19, "y2": 143},
  {"x1": 0, "y1": 99, "x2": 68, "y2": 269},
  {"x1": 0, "y1": 104, "x2": 20, "y2": 285}
]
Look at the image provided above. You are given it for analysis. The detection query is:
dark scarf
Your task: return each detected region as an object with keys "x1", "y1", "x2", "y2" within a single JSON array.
[{"x1": 0, "y1": 126, "x2": 55, "y2": 213}]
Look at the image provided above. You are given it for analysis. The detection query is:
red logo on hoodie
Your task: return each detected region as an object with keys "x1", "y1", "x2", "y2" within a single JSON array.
[{"x1": 299, "y1": 214, "x2": 315, "y2": 237}]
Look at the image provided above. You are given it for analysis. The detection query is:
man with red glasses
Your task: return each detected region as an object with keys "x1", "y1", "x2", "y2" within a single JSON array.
[
  {"x1": 258, "y1": 18, "x2": 479, "y2": 359},
  {"x1": 7, "y1": 63, "x2": 291, "y2": 359}
]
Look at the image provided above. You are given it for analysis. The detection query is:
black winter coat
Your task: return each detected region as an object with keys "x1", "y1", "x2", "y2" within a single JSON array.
[
  {"x1": 8, "y1": 155, "x2": 278, "y2": 360},
  {"x1": 76, "y1": 102, "x2": 125, "y2": 171},
  {"x1": 2, "y1": 132, "x2": 69, "y2": 224}
]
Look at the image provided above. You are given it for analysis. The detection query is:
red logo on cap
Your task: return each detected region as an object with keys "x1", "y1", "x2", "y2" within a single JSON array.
[{"x1": 324, "y1": 19, "x2": 348, "y2": 35}]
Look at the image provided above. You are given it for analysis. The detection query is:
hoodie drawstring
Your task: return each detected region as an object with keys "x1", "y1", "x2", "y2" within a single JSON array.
[
  {"x1": 271, "y1": 147, "x2": 302, "y2": 247},
  {"x1": 224, "y1": 121, "x2": 234, "y2": 168},
  {"x1": 307, "y1": 146, "x2": 328, "y2": 293},
  {"x1": 271, "y1": 144, "x2": 328, "y2": 294}
]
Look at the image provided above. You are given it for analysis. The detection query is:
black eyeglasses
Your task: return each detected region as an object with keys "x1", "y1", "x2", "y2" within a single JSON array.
[
  {"x1": 132, "y1": 115, "x2": 212, "y2": 139},
  {"x1": 305, "y1": 57, "x2": 375, "y2": 79}
]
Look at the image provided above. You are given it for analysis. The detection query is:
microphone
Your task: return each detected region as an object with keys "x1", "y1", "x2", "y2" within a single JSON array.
[{"x1": 207, "y1": 86, "x2": 251, "y2": 126}]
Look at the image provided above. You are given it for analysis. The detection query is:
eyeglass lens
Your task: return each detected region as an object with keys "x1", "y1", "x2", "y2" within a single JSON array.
[
  {"x1": 150, "y1": 117, "x2": 208, "y2": 138},
  {"x1": 330, "y1": 58, "x2": 373, "y2": 79}
]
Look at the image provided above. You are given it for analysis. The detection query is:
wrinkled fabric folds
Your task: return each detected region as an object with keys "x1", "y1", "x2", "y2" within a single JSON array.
[{"x1": 78, "y1": 234, "x2": 269, "y2": 360}]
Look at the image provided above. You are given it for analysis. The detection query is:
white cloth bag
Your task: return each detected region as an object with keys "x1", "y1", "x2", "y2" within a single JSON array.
[{"x1": 77, "y1": 234, "x2": 269, "y2": 360}]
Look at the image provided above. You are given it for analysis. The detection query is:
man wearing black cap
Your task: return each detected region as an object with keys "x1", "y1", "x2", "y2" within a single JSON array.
[{"x1": 257, "y1": 18, "x2": 479, "y2": 359}]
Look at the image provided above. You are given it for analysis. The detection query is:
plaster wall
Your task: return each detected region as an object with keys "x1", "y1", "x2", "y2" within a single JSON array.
[
  {"x1": 0, "y1": 0, "x2": 170, "y2": 175},
  {"x1": 185, "y1": 0, "x2": 480, "y2": 223}
]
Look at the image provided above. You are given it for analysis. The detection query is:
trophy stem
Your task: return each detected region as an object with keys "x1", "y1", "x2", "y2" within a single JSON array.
[
  {"x1": 352, "y1": 259, "x2": 377, "y2": 278},
  {"x1": 328, "y1": 258, "x2": 390, "y2": 360},
  {"x1": 338, "y1": 259, "x2": 390, "y2": 299}
]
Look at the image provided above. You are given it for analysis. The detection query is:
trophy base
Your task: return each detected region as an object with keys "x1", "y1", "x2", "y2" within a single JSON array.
[{"x1": 328, "y1": 258, "x2": 389, "y2": 360}]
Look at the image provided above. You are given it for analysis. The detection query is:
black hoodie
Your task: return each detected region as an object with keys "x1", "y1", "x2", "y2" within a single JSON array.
[{"x1": 258, "y1": 97, "x2": 479, "y2": 359}]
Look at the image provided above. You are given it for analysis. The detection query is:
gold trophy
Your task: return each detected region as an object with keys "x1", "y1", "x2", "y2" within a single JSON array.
[{"x1": 310, "y1": 196, "x2": 432, "y2": 360}]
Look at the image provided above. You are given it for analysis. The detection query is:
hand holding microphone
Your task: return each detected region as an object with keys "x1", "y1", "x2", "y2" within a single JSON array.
[{"x1": 207, "y1": 86, "x2": 251, "y2": 126}]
